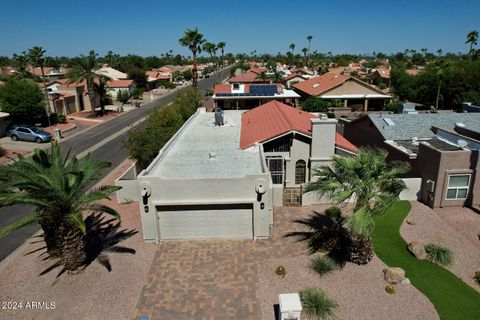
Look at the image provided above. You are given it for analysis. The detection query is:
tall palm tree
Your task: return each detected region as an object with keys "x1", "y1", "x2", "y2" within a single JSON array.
[
  {"x1": 66, "y1": 50, "x2": 110, "y2": 115},
  {"x1": 303, "y1": 149, "x2": 409, "y2": 264},
  {"x1": 217, "y1": 41, "x2": 226, "y2": 67},
  {"x1": 28, "y1": 46, "x2": 51, "y2": 124},
  {"x1": 179, "y1": 28, "x2": 205, "y2": 87},
  {"x1": 0, "y1": 143, "x2": 121, "y2": 271},
  {"x1": 466, "y1": 30, "x2": 479, "y2": 56},
  {"x1": 202, "y1": 42, "x2": 216, "y2": 67},
  {"x1": 301, "y1": 48, "x2": 308, "y2": 67},
  {"x1": 306, "y1": 35, "x2": 313, "y2": 66}
]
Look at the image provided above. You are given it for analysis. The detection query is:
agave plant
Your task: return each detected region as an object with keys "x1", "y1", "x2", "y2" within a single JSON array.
[{"x1": 0, "y1": 142, "x2": 121, "y2": 271}]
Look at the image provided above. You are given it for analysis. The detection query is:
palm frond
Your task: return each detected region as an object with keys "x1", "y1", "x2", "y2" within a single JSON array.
[{"x1": 0, "y1": 213, "x2": 39, "y2": 239}]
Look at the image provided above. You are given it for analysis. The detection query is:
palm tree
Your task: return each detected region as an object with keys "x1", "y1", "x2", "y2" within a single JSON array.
[
  {"x1": 256, "y1": 71, "x2": 270, "y2": 83},
  {"x1": 217, "y1": 41, "x2": 226, "y2": 67},
  {"x1": 0, "y1": 143, "x2": 121, "y2": 271},
  {"x1": 94, "y1": 77, "x2": 109, "y2": 111},
  {"x1": 302, "y1": 48, "x2": 308, "y2": 67},
  {"x1": 289, "y1": 43, "x2": 296, "y2": 55},
  {"x1": 303, "y1": 149, "x2": 409, "y2": 264},
  {"x1": 436, "y1": 49, "x2": 443, "y2": 57},
  {"x1": 433, "y1": 60, "x2": 449, "y2": 112},
  {"x1": 306, "y1": 35, "x2": 313, "y2": 66},
  {"x1": 179, "y1": 28, "x2": 205, "y2": 87},
  {"x1": 66, "y1": 50, "x2": 111, "y2": 115},
  {"x1": 28, "y1": 46, "x2": 52, "y2": 125},
  {"x1": 202, "y1": 42, "x2": 216, "y2": 67},
  {"x1": 466, "y1": 30, "x2": 479, "y2": 57}
]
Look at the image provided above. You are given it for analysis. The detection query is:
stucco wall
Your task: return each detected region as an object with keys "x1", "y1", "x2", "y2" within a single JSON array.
[
  {"x1": 399, "y1": 178, "x2": 421, "y2": 200},
  {"x1": 285, "y1": 136, "x2": 310, "y2": 187},
  {"x1": 323, "y1": 79, "x2": 382, "y2": 95}
]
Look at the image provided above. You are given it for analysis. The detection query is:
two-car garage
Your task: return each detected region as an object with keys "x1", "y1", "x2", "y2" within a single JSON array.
[{"x1": 157, "y1": 204, "x2": 254, "y2": 240}]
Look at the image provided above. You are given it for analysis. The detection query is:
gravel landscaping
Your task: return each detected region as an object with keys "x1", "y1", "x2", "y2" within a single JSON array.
[
  {"x1": 0, "y1": 160, "x2": 157, "y2": 320},
  {"x1": 400, "y1": 201, "x2": 480, "y2": 292}
]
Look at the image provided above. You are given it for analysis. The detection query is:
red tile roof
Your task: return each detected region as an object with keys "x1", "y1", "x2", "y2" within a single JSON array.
[
  {"x1": 249, "y1": 67, "x2": 266, "y2": 74},
  {"x1": 239, "y1": 100, "x2": 358, "y2": 152},
  {"x1": 227, "y1": 70, "x2": 265, "y2": 83},
  {"x1": 108, "y1": 80, "x2": 133, "y2": 88},
  {"x1": 284, "y1": 73, "x2": 307, "y2": 81},
  {"x1": 293, "y1": 73, "x2": 350, "y2": 96},
  {"x1": 213, "y1": 84, "x2": 231, "y2": 94}
]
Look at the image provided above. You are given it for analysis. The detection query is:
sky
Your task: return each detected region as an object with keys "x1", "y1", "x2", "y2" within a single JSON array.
[{"x1": 0, "y1": 0, "x2": 479, "y2": 57}]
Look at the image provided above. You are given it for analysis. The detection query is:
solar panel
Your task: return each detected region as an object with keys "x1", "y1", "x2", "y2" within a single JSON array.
[{"x1": 249, "y1": 85, "x2": 277, "y2": 96}]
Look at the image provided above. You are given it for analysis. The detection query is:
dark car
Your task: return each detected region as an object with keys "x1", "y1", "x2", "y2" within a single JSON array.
[{"x1": 7, "y1": 125, "x2": 52, "y2": 143}]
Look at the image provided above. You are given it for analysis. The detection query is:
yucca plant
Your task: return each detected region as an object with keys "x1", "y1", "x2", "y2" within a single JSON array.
[
  {"x1": 300, "y1": 287, "x2": 337, "y2": 319},
  {"x1": 425, "y1": 243, "x2": 454, "y2": 266},
  {"x1": 0, "y1": 142, "x2": 121, "y2": 271},
  {"x1": 304, "y1": 148, "x2": 410, "y2": 264},
  {"x1": 310, "y1": 255, "x2": 337, "y2": 276}
]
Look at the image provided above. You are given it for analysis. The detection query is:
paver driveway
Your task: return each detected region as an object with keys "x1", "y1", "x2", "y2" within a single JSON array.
[{"x1": 134, "y1": 205, "x2": 326, "y2": 320}]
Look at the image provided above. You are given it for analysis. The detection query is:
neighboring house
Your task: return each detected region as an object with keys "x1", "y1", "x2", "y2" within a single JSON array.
[
  {"x1": 116, "y1": 108, "x2": 273, "y2": 241},
  {"x1": 226, "y1": 67, "x2": 268, "y2": 84},
  {"x1": 289, "y1": 67, "x2": 314, "y2": 77},
  {"x1": 461, "y1": 102, "x2": 480, "y2": 113},
  {"x1": 31, "y1": 66, "x2": 70, "y2": 79},
  {"x1": 283, "y1": 73, "x2": 307, "y2": 88},
  {"x1": 239, "y1": 100, "x2": 358, "y2": 205},
  {"x1": 146, "y1": 70, "x2": 171, "y2": 90},
  {"x1": 293, "y1": 72, "x2": 392, "y2": 111},
  {"x1": 212, "y1": 83, "x2": 300, "y2": 109},
  {"x1": 44, "y1": 80, "x2": 87, "y2": 115},
  {"x1": 343, "y1": 112, "x2": 480, "y2": 208},
  {"x1": 96, "y1": 66, "x2": 128, "y2": 80},
  {"x1": 106, "y1": 79, "x2": 135, "y2": 99},
  {"x1": 371, "y1": 66, "x2": 391, "y2": 87}
]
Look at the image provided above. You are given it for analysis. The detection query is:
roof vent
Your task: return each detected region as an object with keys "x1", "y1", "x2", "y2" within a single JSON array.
[
  {"x1": 455, "y1": 122, "x2": 466, "y2": 128},
  {"x1": 383, "y1": 118, "x2": 395, "y2": 126},
  {"x1": 208, "y1": 152, "x2": 216, "y2": 159},
  {"x1": 215, "y1": 110, "x2": 224, "y2": 126},
  {"x1": 312, "y1": 83, "x2": 320, "y2": 88}
]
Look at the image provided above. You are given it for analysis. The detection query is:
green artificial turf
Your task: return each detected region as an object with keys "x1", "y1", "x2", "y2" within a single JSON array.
[{"x1": 372, "y1": 201, "x2": 480, "y2": 320}]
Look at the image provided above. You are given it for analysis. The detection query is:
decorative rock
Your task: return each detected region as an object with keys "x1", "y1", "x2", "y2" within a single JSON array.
[
  {"x1": 384, "y1": 267, "x2": 406, "y2": 284},
  {"x1": 408, "y1": 241, "x2": 428, "y2": 260},
  {"x1": 401, "y1": 278, "x2": 411, "y2": 285},
  {"x1": 406, "y1": 220, "x2": 416, "y2": 226}
]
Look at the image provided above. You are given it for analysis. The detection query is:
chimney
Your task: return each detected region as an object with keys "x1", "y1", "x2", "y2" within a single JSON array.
[{"x1": 310, "y1": 117, "x2": 337, "y2": 164}]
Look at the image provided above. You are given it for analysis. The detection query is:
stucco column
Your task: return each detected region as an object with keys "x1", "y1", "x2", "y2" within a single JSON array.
[
  {"x1": 343, "y1": 99, "x2": 348, "y2": 108},
  {"x1": 363, "y1": 99, "x2": 369, "y2": 112}
]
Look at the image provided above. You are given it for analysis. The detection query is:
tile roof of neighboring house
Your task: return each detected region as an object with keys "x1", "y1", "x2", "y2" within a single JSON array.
[
  {"x1": 290, "y1": 67, "x2": 313, "y2": 75},
  {"x1": 227, "y1": 70, "x2": 264, "y2": 83},
  {"x1": 284, "y1": 73, "x2": 307, "y2": 81},
  {"x1": 239, "y1": 100, "x2": 358, "y2": 152},
  {"x1": 363, "y1": 113, "x2": 480, "y2": 141},
  {"x1": 249, "y1": 67, "x2": 266, "y2": 74},
  {"x1": 96, "y1": 67, "x2": 128, "y2": 80},
  {"x1": 108, "y1": 80, "x2": 133, "y2": 88},
  {"x1": 146, "y1": 71, "x2": 170, "y2": 81},
  {"x1": 374, "y1": 67, "x2": 390, "y2": 79},
  {"x1": 293, "y1": 72, "x2": 386, "y2": 96}
]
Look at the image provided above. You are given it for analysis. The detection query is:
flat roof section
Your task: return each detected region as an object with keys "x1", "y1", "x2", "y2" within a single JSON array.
[{"x1": 148, "y1": 110, "x2": 264, "y2": 179}]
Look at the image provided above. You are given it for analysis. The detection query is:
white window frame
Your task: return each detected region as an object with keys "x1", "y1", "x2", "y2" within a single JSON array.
[{"x1": 445, "y1": 174, "x2": 471, "y2": 200}]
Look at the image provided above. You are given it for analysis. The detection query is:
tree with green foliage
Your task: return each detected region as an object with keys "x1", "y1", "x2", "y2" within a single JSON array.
[
  {"x1": 0, "y1": 142, "x2": 120, "y2": 271},
  {"x1": 303, "y1": 149, "x2": 409, "y2": 264},
  {"x1": 0, "y1": 77, "x2": 45, "y2": 124},
  {"x1": 179, "y1": 28, "x2": 206, "y2": 87},
  {"x1": 202, "y1": 42, "x2": 216, "y2": 67},
  {"x1": 94, "y1": 77, "x2": 111, "y2": 114},
  {"x1": 300, "y1": 96, "x2": 330, "y2": 112},
  {"x1": 302, "y1": 48, "x2": 308, "y2": 67},
  {"x1": 306, "y1": 35, "x2": 313, "y2": 66},
  {"x1": 123, "y1": 89, "x2": 202, "y2": 168},
  {"x1": 67, "y1": 50, "x2": 110, "y2": 115},
  {"x1": 116, "y1": 89, "x2": 131, "y2": 107},
  {"x1": 127, "y1": 67, "x2": 148, "y2": 90},
  {"x1": 289, "y1": 43, "x2": 295, "y2": 56}
]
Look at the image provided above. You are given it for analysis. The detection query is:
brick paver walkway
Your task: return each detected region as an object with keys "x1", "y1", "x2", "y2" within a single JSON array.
[{"x1": 134, "y1": 205, "x2": 329, "y2": 320}]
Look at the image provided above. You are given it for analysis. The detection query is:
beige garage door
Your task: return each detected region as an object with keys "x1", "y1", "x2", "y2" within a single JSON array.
[{"x1": 157, "y1": 204, "x2": 253, "y2": 240}]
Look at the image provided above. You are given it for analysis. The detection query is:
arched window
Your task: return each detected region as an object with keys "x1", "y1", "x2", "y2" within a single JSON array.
[{"x1": 295, "y1": 160, "x2": 306, "y2": 184}]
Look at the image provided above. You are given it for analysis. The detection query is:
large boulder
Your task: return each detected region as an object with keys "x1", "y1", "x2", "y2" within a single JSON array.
[
  {"x1": 408, "y1": 241, "x2": 427, "y2": 260},
  {"x1": 384, "y1": 267, "x2": 406, "y2": 284}
]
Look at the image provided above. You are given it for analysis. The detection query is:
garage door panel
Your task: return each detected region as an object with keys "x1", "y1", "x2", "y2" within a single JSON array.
[{"x1": 158, "y1": 207, "x2": 253, "y2": 240}]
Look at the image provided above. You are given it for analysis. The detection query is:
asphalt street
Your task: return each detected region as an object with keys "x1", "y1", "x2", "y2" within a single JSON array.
[{"x1": 0, "y1": 67, "x2": 232, "y2": 261}]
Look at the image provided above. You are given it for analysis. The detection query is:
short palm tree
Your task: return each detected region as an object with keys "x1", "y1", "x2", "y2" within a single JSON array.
[
  {"x1": 217, "y1": 41, "x2": 226, "y2": 67},
  {"x1": 303, "y1": 148, "x2": 409, "y2": 264},
  {"x1": 66, "y1": 50, "x2": 111, "y2": 115},
  {"x1": 466, "y1": 30, "x2": 479, "y2": 57},
  {"x1": 289, "y1": 43, "x2": 295, "y2": 55},
  {"x1": 0, "y1": 143, "x2": 121, "y2": 271},
  {"x1": 28, "y1": 46, "x2": 51, "y2": 124},
  {"x1": 179, "y1": 28, "x2": 206, "y2": 87}
]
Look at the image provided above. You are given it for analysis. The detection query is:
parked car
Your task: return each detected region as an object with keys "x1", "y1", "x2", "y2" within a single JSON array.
[{"x1": 7, "y1": 125, "x2": 52, "y2": 143}]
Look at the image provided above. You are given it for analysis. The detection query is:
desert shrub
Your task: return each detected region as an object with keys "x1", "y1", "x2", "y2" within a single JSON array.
[
  {"x1": 425, "y1": 243, "x2": 453, "y2": 266},
  {"x1": 132, "y1": 88, "x2": 144, "y2": 99},
  {"x1": 325, "y1": 206, "x2": 342, "y2": 218},
  {"x1": 310, "y1": 255, "x2": 337, "y2": 276},
  {"x1": 49, "y1": 112, "x2": 59, "y2": 125},
  {"x1": 58, "y1": 114, "x2": 67, "y2": 123},
  {"x1": 300, "y1": 287, "x2": 338, "y2": 319},
  {"x1": 385, "y1": 284, "x2": 395, "y2": 294},
  {"x1": 275, "y1": 266, "x2": 286, "y2": 278},
  {"x1": 474, "y1": 272, "x2": 480, "y2": 286}
]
